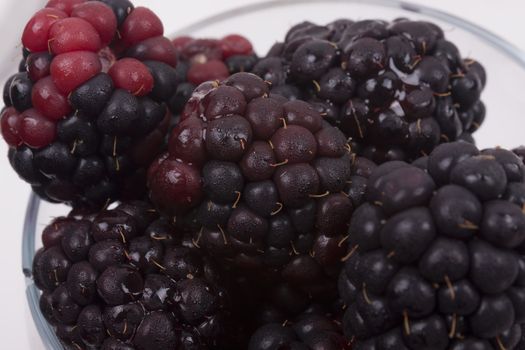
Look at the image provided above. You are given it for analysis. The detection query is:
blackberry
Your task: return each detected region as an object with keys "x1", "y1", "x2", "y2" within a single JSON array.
[
  {"x1": 32, "y1": 201, "x2": 246, "y2": 349},
  {"x1": 513, "y1": 146, "x2": 525, "y2": 164},
  {"x1": 339, "y1": 141, "x2": 525, "y2": 349},
  {"x1": 148, "y1": 72, "x2": 375, "y2": 302},
  {"x1": 249, "y1": 308, "x2": 351, "y2": 350},
  {"x1": 167, "y1": 34, "x2": 257, "y2": 116},
  {"x1": 251, "y1": 19, "x2": 486, "y2": 162},
  {"x1": 1, "y1": 0, "x2": 179, "y2": 207}
]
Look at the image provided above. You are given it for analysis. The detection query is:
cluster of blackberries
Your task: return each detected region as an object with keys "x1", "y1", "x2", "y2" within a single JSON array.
[
  {"x1": 339, "y1": 141, "x2": 525, "y2": 349},
  {"x1": 148, "y1": 72, "x2": 377, "y2": 303},
  {"x1": 2, "y1": 0, "x2": 179, "y2": 208},
  {"x1": 167, "y1": 34, "x2": 257, "y2": 116},
  {"x1": 3, "y1": 1, "x2": 523, "y2": 349},
  {"x1": 33, "y1": 201, "x2": 248, "y2": 349},
  {"x1": 251, "y1": 19, "x2": 486, "y2": 162}
]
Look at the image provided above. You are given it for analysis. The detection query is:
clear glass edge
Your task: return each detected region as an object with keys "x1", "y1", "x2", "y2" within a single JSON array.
[
  {"x1": 23, "y1": 193, "x2": 62, "y2": 350},
  {"x1": 22, "y1": 0, "x2": 525, "y2": 349}
]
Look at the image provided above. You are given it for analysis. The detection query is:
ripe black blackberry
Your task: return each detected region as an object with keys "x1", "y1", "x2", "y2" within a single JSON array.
[
  {"x1": 513, "y1": 146, "x2": 525, "y2": 163},
  {"x1": 2, "y1": 0, "x2": 178, "y2": 208},
  {"x1": 249, "y1": 307, "x2": 351, "y2": 350},
  {"x1": 33, "y1": 200, "x2": 247, "y2": 349},
  {"x1": 252, "y1": 19, "x2": 486, "y2": 162},
  {"x1": 339, "y1": 141, "x2": 525, "y2": 349},
  {"x1": 148, "y1": 72, "x2": 376, "y2": 300},
  {"x1": 168, "y1": 35, "x2": 257, "y2": 116}
]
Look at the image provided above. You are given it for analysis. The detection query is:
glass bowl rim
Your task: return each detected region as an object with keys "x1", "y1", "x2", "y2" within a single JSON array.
[{"x1": 22, "y1": 0, "x2": 525, "y2": 348}]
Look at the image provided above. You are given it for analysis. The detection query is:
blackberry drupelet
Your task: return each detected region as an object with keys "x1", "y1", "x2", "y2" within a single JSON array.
[
  {"x1": 148, "y1": 72, "x2": 376, "y2": 302},
  {"x1": 167, "y1": 34, "x2": 257, "y2": 116},
  {"x1": 251, "y1": 19, "x2": 486, "y2": 162},
  {"x1": 513, "y1": 146, "x2": 525, "y2": 164},
  {"x1": 248, "y1": 307, "x2": 351, "y2": 350},
  {"x1": 33, "y1": 200, "x2": 246, "y2": 349},
  {"x1": 1, "y1": 0, "x2": 179, "y2": 207},
  {"x1": 339, "y1": 141, "x2": 525, "y2": 349}
]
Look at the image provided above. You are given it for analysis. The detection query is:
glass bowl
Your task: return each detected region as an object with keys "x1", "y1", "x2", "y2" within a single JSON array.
[{"x1": 22, "y1": 0, "x2": 525, "y2": 348}]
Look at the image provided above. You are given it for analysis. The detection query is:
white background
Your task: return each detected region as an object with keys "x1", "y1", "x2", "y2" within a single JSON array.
[{"x1": 0, "y1": 0, "x2": 524, "y2": 348}]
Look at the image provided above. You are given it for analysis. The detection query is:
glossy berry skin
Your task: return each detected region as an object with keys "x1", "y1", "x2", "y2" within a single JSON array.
[
  {"x1": 108, "y1": 58, "x2": 154, "y2": 96},
  {"x1": 150, "y1": 72, "x2": 375, "y2": 305},
  {"x1": 33, "y1": 201, "x2": 247, "y2": 349},
  {"x1": 31, "y1": 76, "x2": 71, "y2": 121},
  {"x1": 251, "y1": 19, "x2": 486, "y2": 163},
  {"x1": 5, "y1": 73, "x2": 33, "y2": 112},
  {"x1": 50, "y1": 51, "x2": 102, "y2": 94},
  {"x1": 148, "y1": 158, "x2": 203, "y2": 214},
  {"x1": 340, "y1": 142, "x2": 525, "y2": 349},
  {"x1": 48, "y1": 17, "x2": 102, "y2": 55},
  {"x1": 119, "y1": 6, "x2": 163, "y2": 47},
  {"x1": 71, "y1": 1, "x2": 118, "y2": 46},
  {"x1": 3, "y1": 0, "x2": 179, "y2": 207},
  {"x1": 26, "y1": 52, "x2": 53, "y2": 82},
  {"x1": 19, "y1": 108, "x2": 56, "y2": 148},
  {"x1": 1, "y1": 107, "x2": 23, "y2": 147},
  {"x1": 22, "y1": 8, "x2": 68, "y2": 52}
]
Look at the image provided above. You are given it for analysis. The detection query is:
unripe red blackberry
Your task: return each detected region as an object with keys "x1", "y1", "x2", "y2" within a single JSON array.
[
  {"x1": 2, "y1": 0, "x2": 179, "y2": 208},
  {"x1": 251, "y1": 19, "x2": 486, "y2": 163}
]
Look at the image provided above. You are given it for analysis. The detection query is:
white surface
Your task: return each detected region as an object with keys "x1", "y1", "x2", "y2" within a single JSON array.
[{"x1": 0, "y1": 0, "x2": 524, "y2": 348}]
